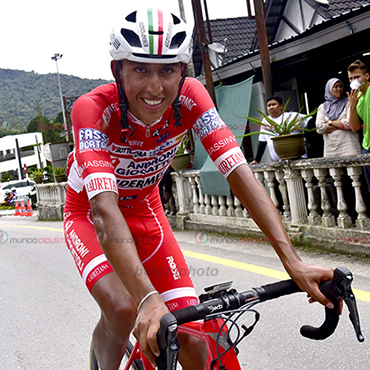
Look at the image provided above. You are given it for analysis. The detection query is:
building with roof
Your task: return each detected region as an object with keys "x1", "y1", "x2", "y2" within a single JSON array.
[{"x1": 195, "y1": 0, "x2": 370, "y2": 111}]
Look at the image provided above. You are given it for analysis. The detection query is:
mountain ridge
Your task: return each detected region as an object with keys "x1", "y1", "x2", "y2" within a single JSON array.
[{"x1": 0, "y1": 68, "x2": 113, "y2": 132}]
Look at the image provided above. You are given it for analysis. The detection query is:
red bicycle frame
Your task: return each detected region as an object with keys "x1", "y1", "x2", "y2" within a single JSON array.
[{"x1": 124, "y1": 319, "x2": 241, "y2": 369}]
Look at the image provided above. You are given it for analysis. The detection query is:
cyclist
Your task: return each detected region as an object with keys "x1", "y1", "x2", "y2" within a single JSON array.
[{"x1": 63, "y1": 7, "x2": 335, "y2": 370}]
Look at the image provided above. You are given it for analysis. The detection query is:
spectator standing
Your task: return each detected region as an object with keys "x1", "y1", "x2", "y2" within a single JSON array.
[
  {"x1": 347, "y1": 60, "x2": 370, "y2": 189},
  {"x1": 316, "y1": 78, "x2": 361, "y2": 158},
  {"x1": 250, "y1": 96, "x2": 309, "y2": 164}
]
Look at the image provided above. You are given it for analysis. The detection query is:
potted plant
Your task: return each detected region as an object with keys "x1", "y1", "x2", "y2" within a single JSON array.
[
  {"x1": 53, "y1": 165, "x2": 67, "y2": 183},
  {"x1": 30, "y1": 168, "x2": 44, "y2": 184},
  {"x1": 237, "y1": 99, "x2": 318, "y2": 160},
  {"x1": 171, "y1": 134, "x2": 192, "y2": 171}
]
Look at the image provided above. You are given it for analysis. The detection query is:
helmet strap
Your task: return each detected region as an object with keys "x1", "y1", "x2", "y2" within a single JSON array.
[
  {"x1": 173, "y1": 64, "x2": 188, "y2": 127},
  {"x1": 114, "y1": 61, "x2": 132, "y2": 138}
]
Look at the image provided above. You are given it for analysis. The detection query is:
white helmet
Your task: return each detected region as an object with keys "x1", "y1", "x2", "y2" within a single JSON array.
[{"x1": 109, "y1": 7, "x2": 192, "y2": 64}]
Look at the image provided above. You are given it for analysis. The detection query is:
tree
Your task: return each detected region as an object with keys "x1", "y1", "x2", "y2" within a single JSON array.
[
  {"x1": 1, "y1": 172, "x2": 13, "y2": 182},
  {"x1": 27, "y1": 101, "x2": 65, "y2": 143}
]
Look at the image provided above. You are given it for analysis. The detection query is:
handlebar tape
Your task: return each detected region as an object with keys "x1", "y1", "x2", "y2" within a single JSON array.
[
  {"x1": 254, "y1": 279, "x2": 302, "y2": 301},
  {"x1": 300, "y1": 276, "x2": 341, "y2": 340},
  {"x1": 256, "y1": 278, "x2": 340, "y2": 340},
  {"x1": 300, "y1": 304, "x2": 340, "y2": 340}
]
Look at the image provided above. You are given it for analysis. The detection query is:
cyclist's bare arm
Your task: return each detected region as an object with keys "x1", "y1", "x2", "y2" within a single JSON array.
[
  {"x1": 90, "y1": 191, "x2": 168, "y2": 365},
  {"x1": 226, "y1": 163, "x2": 335, "y2": 308}
]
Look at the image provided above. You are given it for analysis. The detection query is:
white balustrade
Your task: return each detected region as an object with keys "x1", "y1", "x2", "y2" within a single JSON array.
[{"x1": 35, "y1": 155, "x2": 370, "y2": 253}]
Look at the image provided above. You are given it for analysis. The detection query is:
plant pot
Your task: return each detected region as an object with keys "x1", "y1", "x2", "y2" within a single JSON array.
[
  {"x1": 55, "y1": 174, "x2": 67, "y2": 183},
  {"x1": 171, "y1": 153, "x2": 191, "y2": 171},
  {"x1": 33, "y1": 176, "x2": 43, "y2": 184},
  {"x1": 271, "y1": 133, "x2": 305, "y2": 160}
]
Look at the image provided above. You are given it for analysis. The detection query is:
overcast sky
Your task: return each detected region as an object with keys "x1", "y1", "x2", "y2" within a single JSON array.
[{"x1": 1, "y1": 0, "x2": 251, "y2": 81}]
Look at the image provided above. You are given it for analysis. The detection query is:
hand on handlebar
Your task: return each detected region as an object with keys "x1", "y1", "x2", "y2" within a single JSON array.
[
  {"x1": 133, "y1": 294, "x2": 170, "y2": 366},
  {"x1": 301, "y1": 267, "x2": 364, "y2": 342},
  {"x1": 288, "y1": 261, "x2": 336, "y2": 309}
]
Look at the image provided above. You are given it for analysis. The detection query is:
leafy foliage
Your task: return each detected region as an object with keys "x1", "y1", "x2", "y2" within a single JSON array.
[
  {"x1": 1, "y1": 172, "x2": 13, "y2": 182},
  {"x1": 236, "y1": 98, "x2": 318, "y2": 138},
  {"x1": 29, "y1": 167, "x2": 45, "y2": 177},
  {"x1": 177, "y1": 134, "x2": 191, "y2": 155},
  {"x1": 0, "y1": 68, "x2": 112, "y2": 134},
  {"x1": 26, "y1": 102, "x2": 65, "y2": 143},
  {"x1": 53, "y1": 166, "x2": 66, "y2": 175}
]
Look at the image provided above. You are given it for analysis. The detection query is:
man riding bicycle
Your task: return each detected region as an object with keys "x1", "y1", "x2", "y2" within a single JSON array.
[{"x1": 63, "y1": 6, "x2": 335, "y2": 370}]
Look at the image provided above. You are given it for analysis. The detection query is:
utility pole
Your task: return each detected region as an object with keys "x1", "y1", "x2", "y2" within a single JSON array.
[
  {"x1": 253, "y1": 0, "x2": 273, "y2": 98},
  {"x1": 51, "y1": 53, "x2": 67, "y2": 132},
  {"x1": 191, "y1": 0, "x2": 217, "y2": 105}
]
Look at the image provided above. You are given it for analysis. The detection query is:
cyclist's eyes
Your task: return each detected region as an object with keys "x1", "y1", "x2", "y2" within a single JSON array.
[
  {"x1": 162, "y1": 68, "x2": 173, "y2": 74},
  {"x1": 134, "y1": 67, "x2": 147, "y2": 73}
]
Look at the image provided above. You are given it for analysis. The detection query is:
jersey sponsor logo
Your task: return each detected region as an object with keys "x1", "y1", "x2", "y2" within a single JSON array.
[
  {"x1": 214, "y1": 147, "x2": 246, "y2": 177},
  {"x1": 193, "y1": 108, "x2": 226, "y2": 140},
  {"x1": 102, "y1": 103, "x2": 119, "y2": 126},
  {"x1": 118, "y1": 195, "x2": 138, "y2": 201},
  {"x1": 153, "y1": 120, "x2": 169, "y2": 143},
  {"x1": 84, "y1": 173, "x2": 118, "y2": 199},
  {"x1": 79, "y1": 160, "x2": 114, "y2": 172},
  {"x1": 179, "y1": 95, "x2": 197, "y2": 111},
  {"x1": 167, "y1": 255, "x2": 181, "y2": 280},
  {"x1": 79, "y1": 128, "x2": 109, "y2": 151},
  {"x1": 115, "y1": 148, "x2": 176, "y2": 176},
  {"x1": 65, "y1": 228, "x2": 90, "y2": 272},
  {"x1": 87, "y1": 262, "x2": 110, "y2": 285},
  {"x1": 85, "y1": 176, "x2": 118, "y2": 193},
  {"x1": 116, "y1": 168, "x2": 166, "y2": 189},
  {"x1": 111, "y1": 138, "x2": 176, "y2": 158},
  {"x1": 112, "y1": 145, "x2": 147, "y2": 158},
  {"x1": 207, "y1": 135, "x2": 237, "y2": 156}
]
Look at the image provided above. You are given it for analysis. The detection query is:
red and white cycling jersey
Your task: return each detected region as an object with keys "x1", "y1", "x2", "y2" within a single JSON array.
[
  {"x1": 67, "y1": 77, "x2": 246, "y2": 208},
  {"x1": 64, "y1": 77, "x2": 246, "y2": 299}
]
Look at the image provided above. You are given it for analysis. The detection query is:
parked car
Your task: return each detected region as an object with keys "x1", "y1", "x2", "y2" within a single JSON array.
[{"x1": 0, "y1": 179, "x2": 36, "y2": 205}]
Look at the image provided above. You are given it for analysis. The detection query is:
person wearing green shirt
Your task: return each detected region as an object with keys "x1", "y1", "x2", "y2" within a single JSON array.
[{"x1": 347, "y1": 59, "x2": 370, "y2": 189}]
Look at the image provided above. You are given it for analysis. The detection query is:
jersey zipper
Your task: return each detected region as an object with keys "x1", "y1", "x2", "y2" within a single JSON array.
[{"x1": 146, "y1": 125, "x2": 150, "y2": 138}]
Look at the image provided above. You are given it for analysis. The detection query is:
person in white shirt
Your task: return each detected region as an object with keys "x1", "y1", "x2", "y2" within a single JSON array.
[{"x1": 250, "y1": 96, "x2": 309, "y2": 164}]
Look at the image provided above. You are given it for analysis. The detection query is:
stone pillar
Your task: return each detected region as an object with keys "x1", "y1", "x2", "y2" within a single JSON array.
[
  {"x1": 314, "y1": 168, "x2": 335, "y2": 228},
  {"x1": 301, "y1": 168, "x2": 321, "y2": 225},
  {"x1": 284, "y1": 167, "x2": 307, "y2": 224}
]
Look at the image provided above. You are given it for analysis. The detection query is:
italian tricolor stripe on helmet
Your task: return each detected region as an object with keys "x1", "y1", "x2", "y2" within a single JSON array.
[{"x1": 147, "y1": 8, "x2": 164, "y2": 55}]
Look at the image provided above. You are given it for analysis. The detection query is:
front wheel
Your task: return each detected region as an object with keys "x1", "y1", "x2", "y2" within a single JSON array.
[{"x1": 90, "y1": 340, "x2": 144, "y2": 370}]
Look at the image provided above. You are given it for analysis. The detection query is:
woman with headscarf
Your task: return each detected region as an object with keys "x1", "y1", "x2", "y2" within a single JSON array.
[{"x1": 316, "y1": 78, "x2": 361, "y2": 157}]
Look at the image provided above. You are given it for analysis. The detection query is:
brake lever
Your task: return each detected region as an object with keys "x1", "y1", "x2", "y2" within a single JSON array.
[
  {"x1": 341, "y1": 272, "x2": 365, "y2": 342},
  {"x1": 156, "y1": 313, "x2": 180, "y2": 370},
  {"x1": 300, "y1": 267, "x2": 364, "y2": 342}
]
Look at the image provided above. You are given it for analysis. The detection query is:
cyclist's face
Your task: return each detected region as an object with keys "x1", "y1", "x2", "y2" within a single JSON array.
[{"x1": 120, "y1": 60, "x2": 182, "y2": 125}]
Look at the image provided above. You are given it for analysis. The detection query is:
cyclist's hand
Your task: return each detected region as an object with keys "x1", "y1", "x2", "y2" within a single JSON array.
[
  {"x1": 133, "y1": 294, "x2": 169, "y2": 366},
  {"x1": 307, "y1": 294, "x2": 344, "y2": 315},
  {"x1": 289, "y1": 262, "x2": 335, "y2": 309}
]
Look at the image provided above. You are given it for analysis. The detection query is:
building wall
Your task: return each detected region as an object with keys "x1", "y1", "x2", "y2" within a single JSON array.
[{"x1": 0, "y1": 132, "x2": 46, "y2": 179}]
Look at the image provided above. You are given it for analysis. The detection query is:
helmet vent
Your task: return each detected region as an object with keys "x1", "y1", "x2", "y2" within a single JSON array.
[
  {"x1": 171, "y1": 14, "x2": 181, "y2": 25},
  {"x1": 149, "y1": 30, "x2": 164, "y2": 36},
  {"x1": 125, "y1": 11, "x2": 137, "y2": 23},
  {"x1": 169, "y1": 32, "x2": 186, "y2": 49},
  {"x1": 121, "y1": 28, "x2": 142, "y2": 47}
]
